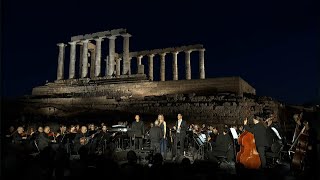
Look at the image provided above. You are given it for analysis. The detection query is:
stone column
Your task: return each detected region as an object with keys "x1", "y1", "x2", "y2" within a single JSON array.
[
  {"x1": 185, "y1": 50, "x2": 192, "y2": 80},
  {"x1": 128, "y1": 57, "x2": 132, "y2": 75},
  {"x1": 122, "y1": 33, "x2": 131, "y2": 75},
  {"x1": 172, "y1": 52, "x2": 179, "y2": 80},
  {"x1": 137, "y1": 55, "x2": 143, "y2": 65},
  {"x1": 79, "y1": 44, "x2": 83, "y2": 77},
  {"x1": 94, "y1": 37, "x2": 103, "y2": 77},
  {"x1": 160, "y1": 53, "x2": 166, "y2": 81},
  {"x1": 116, "y1": 58, "x2": 121, "y2": 77},
  {"x1": 68, "y1": 41, "x2": 77, "y2": 79},
  {"x1": 148, "y1": 54, "x2": 154, "y2": 81},
  {"x1": 81, "y1": 39, "x2": 89, "y2": 78},
  {"x1": 137, "y1": 55, "x2": 143, "y2": 74},
  {"x1": 56, "y1": 43, "x2": 66, "y2": 80},
  {"x1": 199, "y1": 48, "x2": 205, "y2": 79},
  {"x1": 107, "y1": 36, "x2": 116, "y2": 76}
]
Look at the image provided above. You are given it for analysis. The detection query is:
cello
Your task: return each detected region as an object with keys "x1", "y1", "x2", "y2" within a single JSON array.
[
  {"x1": 236, "y1": 131, "x2": 261, "y2": 169},
  {"x1": 289, "y1": 122, "x2": 309, "y2": 171}
]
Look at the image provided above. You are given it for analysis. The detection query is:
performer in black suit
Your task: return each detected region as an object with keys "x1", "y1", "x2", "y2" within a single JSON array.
[
  {"x1": 173, "y1": 113, "x2": 187, "y2": 157},
  {"x1": 243, "y1": 115, "x2": 269, "y2": 168},
  {"x1": 131, "y1": 115, "x2": 145, "y2": 150}
]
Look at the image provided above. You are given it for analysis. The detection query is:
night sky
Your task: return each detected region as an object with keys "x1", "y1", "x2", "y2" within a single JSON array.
[{"x1": 1, "y1": 0, "x2": 318, "y2": 105}]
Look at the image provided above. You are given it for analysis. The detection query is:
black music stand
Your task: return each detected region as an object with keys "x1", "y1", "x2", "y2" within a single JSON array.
[
  {"x1": 127, "y1": 130, "x2": 135, "y2": 150},
  {"x1": 193, "y1": 133, "x2": 205, "y2": 160}
]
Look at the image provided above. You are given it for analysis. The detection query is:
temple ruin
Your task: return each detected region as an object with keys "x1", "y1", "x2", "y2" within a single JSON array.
[{"x1": 22, "y1": 28, "x2": 282, "y2": 125}]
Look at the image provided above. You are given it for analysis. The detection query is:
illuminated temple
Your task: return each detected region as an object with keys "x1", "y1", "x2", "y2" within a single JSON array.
[{"x1": 22, "y1": 28, "x2": 280, "y2": 125}]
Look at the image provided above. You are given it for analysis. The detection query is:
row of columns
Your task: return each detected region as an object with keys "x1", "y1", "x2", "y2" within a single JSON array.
[
  {"x1": 56, "y1": 33, "x2": 131, "y2": 80},
  {"x1": 143, "y1": 49, "x2": 205, "y2": 81},
  {"x1": 57, "y1": 38, "x2": 205, "y2": 81}
]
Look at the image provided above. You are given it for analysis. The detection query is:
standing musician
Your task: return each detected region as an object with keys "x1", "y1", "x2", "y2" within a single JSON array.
[
  {"x1": 131, "y1": 115, "x2": 145, "y2": 150},
  {"x1": 243, "y1": 115, "x2": 269, "y2": 168},
  {"x1": 149, "y1": 120, "x2": 162, "y2": 153},
  {"x1": 173, "y1": 113, "x2": 187, "y2": 158},
  {"x1": 158, "y1": 114, "x2": 168, "y2": 158}
]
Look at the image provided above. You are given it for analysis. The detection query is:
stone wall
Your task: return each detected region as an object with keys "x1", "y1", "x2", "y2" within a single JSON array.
[
  {"x1": 22, "y1": 92, "x2": 279, "y2": 127},
  {"x1": 32, "y1": 77, "x2": 256, "y2": 98}
]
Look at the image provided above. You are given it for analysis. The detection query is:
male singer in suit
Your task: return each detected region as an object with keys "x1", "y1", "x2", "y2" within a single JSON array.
[{"x1": 173, "y1": 113, "x2": 187, "y2": 158}]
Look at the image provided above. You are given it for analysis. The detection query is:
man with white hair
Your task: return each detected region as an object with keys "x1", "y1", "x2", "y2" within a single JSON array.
[{"x1": 149, "y1": 120, "x2": 162, "y2": 153}]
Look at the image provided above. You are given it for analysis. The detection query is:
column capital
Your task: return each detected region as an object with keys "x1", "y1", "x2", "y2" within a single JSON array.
[
  {"x1": 185, "y1": 50, "x2": 192, "y2": 54},
  {"x1": 107, "y1": 35, "x2": 117, "y2": 40},
  {"x1": 81, "y1": 39, "x2": 90, "y2": 43},
  {"x1": 57, "y1": 43, "x2": 66, "y2": 47},
  {"x1": 94, "y1": 37, "x2": 104, "y2": 42},
  {"x1": 199, "y1": 48, "x2": 206, "y2": 52},
  {"x1": 121, "y1": 33, "x2": 132, "y2": 38},
  {"x1": 137, "y1": 55, "x2": 143, "y2": 59},
  {"x1": 172, "y1": 51, "x2": 180, "y2": 55},
  {"x1": 68, "y1": 41, "x2": 78, "y2": 45},
  {"x1": 148, "y1": 54, "x2": 155, "y2": 58},
  {"x1": 160, "y1": 52, "x2": 167, "y2": 57}
]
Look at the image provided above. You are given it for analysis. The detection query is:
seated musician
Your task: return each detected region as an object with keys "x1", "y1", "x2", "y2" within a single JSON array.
[
  {"x1": 210, "y1": 127, "x2": 234, "y2": 162},
  {"x1": 12, "y1": 126, "x2": 28, "y2": 144},
  {"x1": 88, "y1": 124, "x2": 97, "y2": 136},
  {"x1": 74, "y1": 126, "x2": 95, "y2": 153},
  {"x1": 5, "y1": 126, "x2": 15, "y2": 143},
  {"x1": 96, "y1": 125, "x2": 115, "y2": 151},
  {"x1": 265, "y1": 114, "x2": 283, "y2": 147},
  {"x1": 56, "y1": 124, "x2": 68, "y2": 144},
  {"x1": 243, "y1": 115, "x2": 269, "y2": 168},
  {"x1": 37, "y1": 126, "x2": 57, "y2": 151}
]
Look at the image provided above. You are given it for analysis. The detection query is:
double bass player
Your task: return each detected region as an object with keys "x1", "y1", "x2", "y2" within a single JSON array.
[{"x1": 243, "y1": 115, "x2": 269, "y2": 168}]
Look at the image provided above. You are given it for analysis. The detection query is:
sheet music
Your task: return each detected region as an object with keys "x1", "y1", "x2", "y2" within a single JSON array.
[
  {"x1": 229, "y1": 128, "x2": 238, "y2": 139},
  {"x1": 271, "y1": 127, "x2": 282, "y2": 140}
]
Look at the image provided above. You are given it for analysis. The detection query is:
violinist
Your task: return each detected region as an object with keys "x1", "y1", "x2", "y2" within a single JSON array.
[
  {"x1": 74, "y1": 126, "x2": 95, "y2": 153},
  {"x1": 12, "y1": 126, "x2": 28, "y2": 144},
  {"x1": 96, "y1": 125, "x2": 114, "y2": 152},
  {"x1": 56, "y1": 124, "x2": 67, "y2": 144},
  {"x1": 243, "y1": 115, "x2": 269, "y2": 168},
  {"x1": 5, "y1": 126, "x2": 16, "y2": 143},
  {"x1": 37, "y1": 126, "x2": 56, "y2": 151}
]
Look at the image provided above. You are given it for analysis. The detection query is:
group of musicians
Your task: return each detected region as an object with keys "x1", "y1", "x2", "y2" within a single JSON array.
[{"x1": 5, "y1": 111, "x2": 314, "y2": 170}]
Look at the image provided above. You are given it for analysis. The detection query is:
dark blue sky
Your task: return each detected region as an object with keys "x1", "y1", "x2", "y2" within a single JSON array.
[{"x1": 1, "y1": 0, "x2": 318, "y2": 105}]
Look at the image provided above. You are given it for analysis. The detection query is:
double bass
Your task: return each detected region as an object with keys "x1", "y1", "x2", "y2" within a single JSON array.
[
  {"x1": 236, "y1": 130, "x2": 261, "y2": 169},
  {"x1": 289, "y1": 122, "x2": 309, "y2": 171}
]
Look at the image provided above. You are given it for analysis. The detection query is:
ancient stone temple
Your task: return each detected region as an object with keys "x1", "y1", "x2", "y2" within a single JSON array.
[{"x1": 22, "y1": 28, "x2": 282, "y2": 125}]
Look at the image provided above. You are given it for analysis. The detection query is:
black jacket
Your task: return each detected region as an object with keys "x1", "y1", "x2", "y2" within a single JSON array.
[
  {"x1": 131, "y1": 121, "x2": 145, "y2": 137},
  {"x1": 244, "y1": 122, "x2": 268, "y2": 147},
  {"x1": 212, "y1": 133, "x2": 233, "y2": 152},
  {"x1": 176, "y1": 120, "x2": 187, "y2": 137},
  {"x1": 149, "y1": 126, "x2": 162, "y2": 143}
]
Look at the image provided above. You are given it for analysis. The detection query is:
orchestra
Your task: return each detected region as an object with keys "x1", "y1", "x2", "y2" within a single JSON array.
[{"x1": 3, "y1": 111, "x2": 316, "y2": 174}]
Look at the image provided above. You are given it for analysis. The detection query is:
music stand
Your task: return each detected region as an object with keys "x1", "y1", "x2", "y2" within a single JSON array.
[
  {"x1": 229, "y1": 128, "x2": 239, "y2": 160},
  {"x1": 127, "y1": 130, "x2": 135, "y2": 150},
  {"x1": 193, "y1": 133, "x2": 205, "y2": 160}
]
